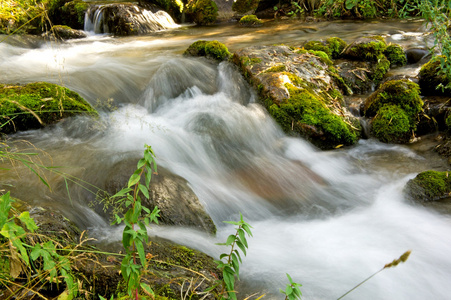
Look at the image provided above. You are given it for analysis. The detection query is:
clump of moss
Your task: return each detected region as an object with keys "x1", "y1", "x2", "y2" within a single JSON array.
[
  {"x1": 269, "y1": 85, "x2": 357, "y2": 148},
  {"x1": 0, "y1": 82, "x2": 96, "y2": 134},
  {"x1": 296, "y1": 48, "x2": 333, "y2": 66},
  {"x1": 405, "y1": 170, "x2": 451, "y2": 201},
  {"x1": 265, "y1": 64, "x2": 286, "y2": 72},
  {"x1": 384, "y1": 44, "x2": 407, "y2": 67},
  {"x1": 186, "y1": 0, "x2": 218, "y2": 25},
  {"x1": 326, "y1": 37, "x2": 347, "y2": 59},
  {"x1": 370, "y1": 54, "x2": 391, "y2": 82},
  {"x1": 364, "y1": 79, "x2": 423, "y2": 124},
  {"x1": 418, "y1": 55, "x2": 451, "y2": 96},
  {"x1": 183, "y1": 40, "x2": 230, "y2": 61},
  {"x1": 232, "y1": 0, "x2": 259, "y2": 14},
  {"x1": 238, "y1": 15, "x2": 262, "y2": 27},
  {"x1": 345, "y1": 37, "x2": 387, "y2": 61},
  {"x1": 371, "y1": 104, "x2": 411, "y2": 143},
  {"x1": 240, "y1": 56, "x2": 262, "y2": 66},
  {"x1": 304, "y1": 40, "x2": 332, "y2": 57}
]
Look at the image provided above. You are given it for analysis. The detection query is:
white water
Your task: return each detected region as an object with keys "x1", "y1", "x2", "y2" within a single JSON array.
[{"x1": 2, "y1": 21, "x2": 451, "y2": 299}]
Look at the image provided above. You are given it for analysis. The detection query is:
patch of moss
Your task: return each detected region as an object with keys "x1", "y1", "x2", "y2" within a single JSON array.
[
  {"x1": 347, "y1": 38, "x2": 387, "y2": 61},
  {"x1": 384, "y1": 44, "x2": 407, "y2": 67},
  {"x1": 364, "y1": 79, "x2": 423, "y2": 126},
  {"x1": 418, "y1": 55, "x2": 451, "y2": 96},
  {"x1": 304, "y1": 41, "x2": 332, "y2": 57},
  {"x1": 265, "y1": 64, "x2": 286, "y2": 73},
  {"x1": 326, "y1": 37, "x2": 347, "y2": 59},
  {"x1": 408, "y1": 170, "x2": 451, "y2": 200},
  {"x1": 186, "y1": 0, "x2": 218, "y2": 25},
  {"x1": 238, "y1": 15, "x2": 262, "y2": 27},
  {"x1": 370, "y1": 54, "x2": 390, "y2": 82},
  {"x1": 309, "y1": 50, "x2": 333, "y2": 66},
  {"x1": 232, "y1": 0, "x2": 259, "y2": 14},
  {"x1": 371, "y1": 104, "x2": 411, "y2": 143},
  {"x1": 269, "y1": 86, "x2": 357, "y2": 148},
  {"x1": 0, "y1": 82, "x2": 97, "y2": 134},
  {"x1": 184, "y1": 40, "x2": 230, "y2": 61}
]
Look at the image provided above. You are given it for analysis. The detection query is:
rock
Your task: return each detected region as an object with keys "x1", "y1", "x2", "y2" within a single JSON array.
[
  {"x1": 0, "y1": 82, "x2": 97, "y2": 134},
  {"x1": 417, "y1": 95, "x2": 451, "y2": 135},
  {"x1": 405, "y1": 170, "x2": 451, "y2": 202},
  {"x1": 418, "y1": 55, "x2": 451, "y2": 96},
  {"x1": 185, "y1": 0, "x2": 219, "y2": 25},
  {"x1": 232, "y1": 45, "x2": 360, "y2": 149},
  {"x1": 384, "y1": 44, "x2": 407, "y2": 67},
  {"x1": 238, "y1": 15, "x2": 263, "y2": 27},
  {"x1": 405, "y1": 47, "x2": 430, "y2": 64},
  {"x1": 184, "y1": 40, "x2": 231, "y2": 61},
  {"x1": 43, "y1": 25, "x2": 87, "y2": 40},
  {"x1": 342, "y1": 36, "x2": 387, "y2": 61},
  {"x1": 232, "y1": 0, "x2": 259, "y2": 15},
  {"x1": 336, "y1": 60, "x2": 379, "y2": 94},
  {"x1": 303, "y1": 37, "x2": 348, "y2": 59},
  {"x1": 47, "y1": 0, "x2": 89, "y2": 30},
  {"x1": 363, "y1": 79, "x2": 423, "y2": 143},
  {"x1": 103, "y1": 158, "x2": 216, "y2": 235}
]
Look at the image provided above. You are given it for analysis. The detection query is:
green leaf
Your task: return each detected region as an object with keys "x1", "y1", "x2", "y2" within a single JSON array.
[
  {"x1": 238, "y1": 228, "x2": 247, "y2": 248},
  {"x1": 286, "y1": 284, "x2": 293, "y2": 295},
  {"x1": 226, "y1": 234, "x2": 236, "y2": 246},
  {"x1": 18, "y1": 211, "x2": 38, "y2": 232},
  {"x1": 141, "y1": 283, "x2": 155, "y2": 297},
  {"x1": 128, "y1": 170, "x2": 141, "y2": 188},
  {"x1": 345, "y1": 0, "x2": 358, "y2": 10},
  {"x1": 242, "y1": 223, "x2": 253, "y2": 237},
  {"x1": 112, "y1": 187, "x2": 132, "y2": 198},
  {"x1": 235, "y1": 240, "x2": 246, "y2": 256},
  {"x1": 137, "y1": 158, "x2": 146, "y2": 169},
  {"x1": 138, "y1": 183, "x2": 149, "y2": 199},
  {"x1": 135, "y1": 240, "x2": 146, "y2": 268},
  {"x1": 286, "y1": 273, "x2": 294, "y2": 284},
  {"x1": 223, "y1": 220, "x2": 240, "y2": 226}
]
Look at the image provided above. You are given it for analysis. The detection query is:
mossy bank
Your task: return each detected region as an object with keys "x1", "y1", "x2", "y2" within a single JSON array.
[{"x1": 0, "y1": 82, "x2": 96, "y2": 134}]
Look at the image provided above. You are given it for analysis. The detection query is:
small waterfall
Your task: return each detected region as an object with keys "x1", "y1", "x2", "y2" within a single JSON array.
[{"x1": 84, "y1": 3, "x2": 179, "y2": 35}]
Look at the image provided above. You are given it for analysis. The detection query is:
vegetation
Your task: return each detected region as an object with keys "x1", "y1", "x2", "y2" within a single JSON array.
[
  {"x1": 303, "y1": 37, "x2": 347, "y2": 59},
  {"x1": 371, "y1": 104, "x2": 411, "y2": 143},
  {"x1": 405, "y1": 170, "x2": 451, "y2": 201},
  {"x1": 384, "y1": 44, "x2": 407, "y2": 67},
  {"x1": 0, "y1": 82, "x2": 96, "y2": 134},
  {"x1": 239, "y1": 15, "x2": 263, "y2": 27},
  {"x1": 186, "y1": 0, "x2": 218, "y2": 25},
  {"x1": 419, "y1": 55, "x2": 451, "y2": 95},
  {"x1": 184, "y1": 40, "x2": 231, "y2": 61}
]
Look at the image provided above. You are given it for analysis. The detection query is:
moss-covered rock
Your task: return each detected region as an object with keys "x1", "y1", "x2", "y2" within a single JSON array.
[
  {"x1": 186, "y1": 0, "x2": 218, "y2": 25},
  {"x1": 370, "y1": 54, "x2": 391, "y2": 82},
  {"x1": 405, "y1": 170, "x2": 451, "y2": 202},
  {"x1": 238, "y1": 15, "x2": 263, "y2": 27},
  {"x1": 44, "y1": 25, "x2": 87, "y2": 40},
  {"x1": 364, "y1": 79, "x2": 423, "y2": 123},
  {"x1": 303, "y1": 37, "x2": 347, "y2": 59},
  {"x1": 233, "y1": 45, "x2": 360, "y2": 149},
  {"x1": 184, "y1": 40, "x2": 231, "y2": 61},
  {"x1": 343, "y1": 36, "x2": 387, "y2": 61},
  {"x1": 47, "y1": 0, "x2": 89, "y2": 30},
  {"x1": 418, "y1": 56, "x2": 451, "y2": 96},
  {"x1": 384, "y1": 44, "x2": 407, "y2": 67},
  {"x1": 0, "y1": 82, "x2": 96, "y2": 134},
  {"x1": 371, "y1": 104, "x2": 411, "y2": 143}
]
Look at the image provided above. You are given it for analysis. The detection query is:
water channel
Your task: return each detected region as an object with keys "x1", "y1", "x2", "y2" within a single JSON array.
[{"x1": 1, "y1": 18, "x2": 451, "y2": 299}]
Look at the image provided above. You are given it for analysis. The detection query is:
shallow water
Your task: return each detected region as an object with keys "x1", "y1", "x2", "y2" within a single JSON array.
[{"x1": 1, "y1": 19, "x2": 451, "y2": 299}]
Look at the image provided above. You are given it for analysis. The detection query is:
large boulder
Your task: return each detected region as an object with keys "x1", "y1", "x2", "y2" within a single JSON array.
[
  {"x1": 418, "y1": 55, "x2": 451, "y2": 96},
  {"x1": 233, "y1": 45, "x2": 360, "y2": 149},
  {"x1": 102, "y1": 159, "x2": 216, "y2": 234},
  {"x1": 0, "y1": 82, "x2": 96, "y2": 135}
]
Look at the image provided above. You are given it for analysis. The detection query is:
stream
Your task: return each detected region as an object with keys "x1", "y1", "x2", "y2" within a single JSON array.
[{"x1": 1, "y1": 18, "x2": 451, "y2": 299}]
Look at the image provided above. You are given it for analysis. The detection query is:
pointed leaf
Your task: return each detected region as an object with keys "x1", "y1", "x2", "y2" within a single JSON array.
[
  {"x1": 238, "y1": 229, "x2": 247, "y2": 248},
  {"x1": 138, "y1": 183, "x2": 149, "y2": 199},
  {"x1": 226, "y1": 234, "x2": 236, "y2": 246},
  {"x1": 128, "y1": 170, "x2": 141, "y2": 188},
  {"x1": 236, "y1": 240, "x2": 246, "y2": 256}
]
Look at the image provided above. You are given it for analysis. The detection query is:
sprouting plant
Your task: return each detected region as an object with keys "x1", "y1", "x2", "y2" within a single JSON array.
[
  {"x1": 280, "y1": 273, "x2": 302, "y2": 300},
  {"x1": 336, "y1": 250, "x2": 412, "y2": 300},
  {"x1": 214, "y1": 213, "x2": 252, "y2": 300},
  {"x1": 110, "y1": 144, "x2": 160, "y2": 299}
]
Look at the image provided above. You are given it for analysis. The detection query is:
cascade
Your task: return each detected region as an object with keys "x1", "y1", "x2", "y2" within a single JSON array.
[{"x1": 84, "y1": 3, "x2": 179, "y2": 34}]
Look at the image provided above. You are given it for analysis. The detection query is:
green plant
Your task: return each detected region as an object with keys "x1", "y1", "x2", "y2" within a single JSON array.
[
  {"x1": 280, "y1": 273, "x2": 302, "y2": 300},
  {"x1": 110, "y1": 144, "x2": 160, "y2": 299},
  {"x1": 214, "y1": 213, "x2": 252, "y2": 300}
]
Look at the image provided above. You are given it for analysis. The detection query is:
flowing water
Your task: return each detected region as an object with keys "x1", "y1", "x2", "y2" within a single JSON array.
[{"x1": 1, "y1": 19, "x2": 451, "y2": 299}]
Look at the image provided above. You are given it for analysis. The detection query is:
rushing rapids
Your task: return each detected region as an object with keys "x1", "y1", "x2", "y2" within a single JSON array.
[{"x1": 1, "y1": 20, "x2": 451, "y2": 299}]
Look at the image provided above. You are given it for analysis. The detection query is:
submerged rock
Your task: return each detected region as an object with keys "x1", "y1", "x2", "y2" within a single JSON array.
[
  {"x1": 43, "y1": 25, "x2": 87, "y2": 40},
  {"x1": 405, "y1": 170, "x2": 451, "y2": 202},
  {"x1": 238, "y1": 15, "x2": 263, "y2": 27},
  {"x1": 103, "y1": 159, "x2": 216, "y2": 234},
  {"x1": 233, "y1": 45, "x2": 360, "y2": 149},
  {"x1": 0, "y1": 82, "x2": 97, "y2": 134},
  {"x1": 184, "y1": 40, "x2": 231, "y2": 61}
]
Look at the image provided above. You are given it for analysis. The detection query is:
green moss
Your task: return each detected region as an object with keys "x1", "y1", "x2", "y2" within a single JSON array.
[
  {"x1": 238, "y1": 15, "x2": 262, "y2": 26},
  {"x1": 269, "y1": 87, "x2": 357, "y2": 148},
  {"x1": 371, "y1": 104, "x2": 411, "y2": 143},
  {"x1": 419, "y1": 55, "x2": 451, "y2": 96},
  {"x1": 265, "y1": 64, "x2": 286, "y2": 73},
  {"x1": 184, "y1": 40, "x2": 230, "y2": 61},
  {"x1": 283, "y1": 72, "x2": 303, "y2": 87},
  {"x1": 304, "y1": 41, "x2": 332, "y2": 58},
  {"x1": 326, "y1": 37, "x2": 347, "y2": 59},
  {"x1": 329, "y1": 66, "x2": 352, "y2": 95},
  {"x1": 0, "y1": 82, "x2": 96, "y2": 134},
  {"x1": 364, "y1": 79, "x2": 423, "y2": 126},
  {"x1": 370, "y1": 54, "x2": 391, "y2": 82},
  {"x1": 240, "y1": 56, "x2": 262, "y2": 66},
  {"x1": 186, "y1": 0, "x2": 218, "y2": 25},
  {"x1": 348, "y1": 38, "x2": 387, "y2": 61},
  {"x1": 384, "y1": 44, "x2": 407, "y2": 67},
  {"x1": 410, "y1": 170, "x2": 451, "y2": 200},
  {"x1": 232, "y1": 0, "x2": 259, "y2": 14}
]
